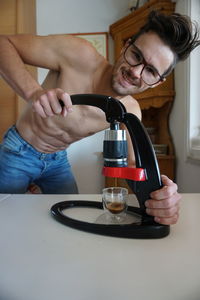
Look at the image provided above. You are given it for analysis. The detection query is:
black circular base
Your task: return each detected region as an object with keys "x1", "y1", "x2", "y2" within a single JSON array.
[{"x1": 51, "y1": 200, "x2": 170, "y2": 239}]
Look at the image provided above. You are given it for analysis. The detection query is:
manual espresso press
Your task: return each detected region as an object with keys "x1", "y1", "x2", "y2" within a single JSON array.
[{"x1": 51, "y1": 94, "x2": 170, "y2": 239}]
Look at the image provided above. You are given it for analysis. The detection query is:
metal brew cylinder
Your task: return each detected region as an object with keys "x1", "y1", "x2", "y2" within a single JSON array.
[{"x1": 103, "y1": 122, "x2": 128, "y2": 167}]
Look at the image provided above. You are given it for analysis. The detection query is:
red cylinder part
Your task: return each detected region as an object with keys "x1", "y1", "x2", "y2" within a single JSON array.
[{"x1": 102, "y1": 166, "x2": 146, "y2": 181}]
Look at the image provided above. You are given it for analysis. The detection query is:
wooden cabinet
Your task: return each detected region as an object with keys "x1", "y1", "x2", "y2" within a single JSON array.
[
  {"x1": 0, "y1": 0, "x2": 36, "y2": 141},
  {"x1": 106, "y1": 0, "x2": 176, "y2": 190}
]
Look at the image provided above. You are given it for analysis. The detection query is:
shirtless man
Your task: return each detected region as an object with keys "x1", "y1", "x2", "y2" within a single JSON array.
[{"x1": 0, "y1": 11, "x2": 199, "y2": 225}]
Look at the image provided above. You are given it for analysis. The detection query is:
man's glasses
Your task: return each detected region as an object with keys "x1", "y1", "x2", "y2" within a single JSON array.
[{"x1": 123, "y1": 43, "x2": 164, "y2": 86}]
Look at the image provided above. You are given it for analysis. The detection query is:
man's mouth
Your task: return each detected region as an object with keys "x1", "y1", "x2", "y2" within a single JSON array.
[{"x1": 121, "y1": 69, "x2": 138, "y2": 86}]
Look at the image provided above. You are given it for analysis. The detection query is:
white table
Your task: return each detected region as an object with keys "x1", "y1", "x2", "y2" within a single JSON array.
[{"x1": 0, "y1": 193, "x2": 200, "y2": 300}]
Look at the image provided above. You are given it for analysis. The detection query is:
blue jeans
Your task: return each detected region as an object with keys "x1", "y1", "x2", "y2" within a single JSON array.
[{"x1": 0, "y1": 126, "x2": 78, "y2": 194}]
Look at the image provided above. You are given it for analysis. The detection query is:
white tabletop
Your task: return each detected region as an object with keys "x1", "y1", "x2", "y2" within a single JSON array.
[{"x1": 0, "y1": 193, "x2": 200, "y2": 300}]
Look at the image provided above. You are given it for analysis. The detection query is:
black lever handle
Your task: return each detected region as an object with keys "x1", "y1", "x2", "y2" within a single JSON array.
[{"x1": 59, "y1": 94, "x2": 126, "y2": 123}]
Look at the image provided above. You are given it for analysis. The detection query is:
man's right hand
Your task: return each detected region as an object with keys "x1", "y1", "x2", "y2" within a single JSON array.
[{"x1": 31, "y1": 88, "x2": 73, "y2": 118}]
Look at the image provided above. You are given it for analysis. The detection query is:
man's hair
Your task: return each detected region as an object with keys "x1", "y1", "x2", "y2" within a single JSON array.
[{"x1": 132, "y1": 10, "x2": 200, "y2": 76}]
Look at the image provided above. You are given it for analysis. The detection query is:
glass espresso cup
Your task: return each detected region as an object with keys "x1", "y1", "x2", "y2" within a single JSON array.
[{"x1": 102, "y1": 187, "x2": 128, "y2": 217}]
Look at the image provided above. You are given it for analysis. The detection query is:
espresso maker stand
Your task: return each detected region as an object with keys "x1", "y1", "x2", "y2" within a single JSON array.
[{"x1": 51, "y1": 94, "x2": 170, "y2": 239}]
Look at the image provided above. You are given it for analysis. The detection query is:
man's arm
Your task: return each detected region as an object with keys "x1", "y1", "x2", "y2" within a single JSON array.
[
  {"x1": 0, "y1": 34, "x2": 95, "y2": 117},
  {"x1": 0, "y1": 34, "x2": 43, "y2": 100}
]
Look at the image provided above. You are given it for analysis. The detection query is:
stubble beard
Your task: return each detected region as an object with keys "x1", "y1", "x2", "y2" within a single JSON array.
[
  {"x1": 111, "y1": 77, "x2": 128, "y2": 95},
  {"x1": 111, "y1": 72, "x2": 144, "y2": 96},
  {"x1": 111, "y1": 65, "x2": 147, "y2": 96}
]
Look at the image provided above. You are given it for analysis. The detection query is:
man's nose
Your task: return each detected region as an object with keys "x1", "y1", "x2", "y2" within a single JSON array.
[{"x1": 129, "y1": 64, "x2": 144, "y2": 78}]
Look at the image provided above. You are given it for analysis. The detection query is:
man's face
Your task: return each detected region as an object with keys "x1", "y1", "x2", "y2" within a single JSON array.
[{"x1": 111, "y1": 32, "x2": 174, "y2": 95}]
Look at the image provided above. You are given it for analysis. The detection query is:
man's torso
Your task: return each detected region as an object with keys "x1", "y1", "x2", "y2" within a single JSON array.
[
  {"x1": 16, "y1": 44, "x2": 139, "y2": 153},
  {"x1": 16, "y1": 58, "x2": 114, "y2": 152}
]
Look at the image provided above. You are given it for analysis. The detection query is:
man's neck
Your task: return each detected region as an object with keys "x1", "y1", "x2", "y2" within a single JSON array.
[{"x1": 93, "y1": 63, "x2": 120, "y2": 99}]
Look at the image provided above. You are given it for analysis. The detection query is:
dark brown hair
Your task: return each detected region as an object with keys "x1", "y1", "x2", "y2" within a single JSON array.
[{"x1": 131, "y1": 10, "x2": 200, "y2": 76}]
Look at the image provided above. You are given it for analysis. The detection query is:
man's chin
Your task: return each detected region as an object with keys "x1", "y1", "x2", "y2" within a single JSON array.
[{"x1": 112, "y1": 82, "x2": 139, "y2": 96}]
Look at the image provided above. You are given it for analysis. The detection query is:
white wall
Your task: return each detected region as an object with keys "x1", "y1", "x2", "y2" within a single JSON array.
[
  {"x1": 170, "y1": 0, "x2": 200, "y2": 192},
  {"x1": 36, "y1": 0, "x2": 130, "y2": 193}
]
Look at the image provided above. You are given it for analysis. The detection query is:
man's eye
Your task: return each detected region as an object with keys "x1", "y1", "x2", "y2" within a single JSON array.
[
  {"x1": 132, "y1": 51, "x2": 141, "y2": 62},
  {"x1": 145, "y1": 66, "x2": 156, "y2": 76}
]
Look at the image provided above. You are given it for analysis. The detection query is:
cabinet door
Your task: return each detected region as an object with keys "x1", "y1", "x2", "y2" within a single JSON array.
[{"x1": 0, "y1": 0, "x2": 36, "y2": 141}]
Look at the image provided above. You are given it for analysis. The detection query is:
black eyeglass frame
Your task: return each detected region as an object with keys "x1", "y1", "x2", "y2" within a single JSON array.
[{"x1": 123, "y1": 42, "x2": 165, "y2": 86}]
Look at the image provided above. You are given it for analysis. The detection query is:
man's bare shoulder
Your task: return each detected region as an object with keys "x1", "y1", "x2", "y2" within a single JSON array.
[
  {"x1": 119, "y1": 95, "x2": 142, "y2": 120},
  {"x1": 55, "y1": 34, "x2": 105, "y2": 71}
]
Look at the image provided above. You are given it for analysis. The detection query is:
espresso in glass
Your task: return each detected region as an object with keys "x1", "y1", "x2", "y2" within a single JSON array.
[
  {"x1": 105, "y1": 202, "x2": 126, "y2": 214},
  {"x1": 102, "y1": 187, "x2": 128, "y2": 217}
]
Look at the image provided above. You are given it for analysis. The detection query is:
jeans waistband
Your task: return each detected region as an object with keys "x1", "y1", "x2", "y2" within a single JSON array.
[{"x1": 7, "y1": 125, "x2": 66, "y2": 161}]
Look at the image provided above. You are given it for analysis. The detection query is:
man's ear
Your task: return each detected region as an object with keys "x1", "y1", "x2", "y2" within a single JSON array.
[
  {"x1": 120, "y1": 39, "x2": 131, "y2": 54},
  {"x1": 125, "y1": 39, "x2": 131, "y2": 47},
  {"x1": 150, "y1": 78, "x2": 166, "y2": 88}
]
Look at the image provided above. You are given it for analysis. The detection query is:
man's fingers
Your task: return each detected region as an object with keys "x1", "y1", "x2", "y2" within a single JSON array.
[
  {"x1": 31, "y1": 89, "x2": 73, "y2": 118},
  {"x1": 46, "y1": 90, "x2": 62, "y2": 115},
  {"x1": 61, "y1": 106, "x2": 68, "y2": 117},
  {"x1": 150, "y1": 175, "x2": 178, "y2": 200},
  {"x1": 32, "y1": 99, "x2": 48, "y2": 118},
  {"x1": 146, "y1": 204, "x2": 179, "y2": 218},
  {"x1": 57, "y1": 90, "x2": 73, "y2": 115},
  {"x1": 154, "y1": 213, "x2": 179, "y2": 225},
  {"x1": 145, "y1": 193, "x2": 181, "y2": 209},
  {"x1": 40, "y1": 93, "x2": 55, "y2": 116}
]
